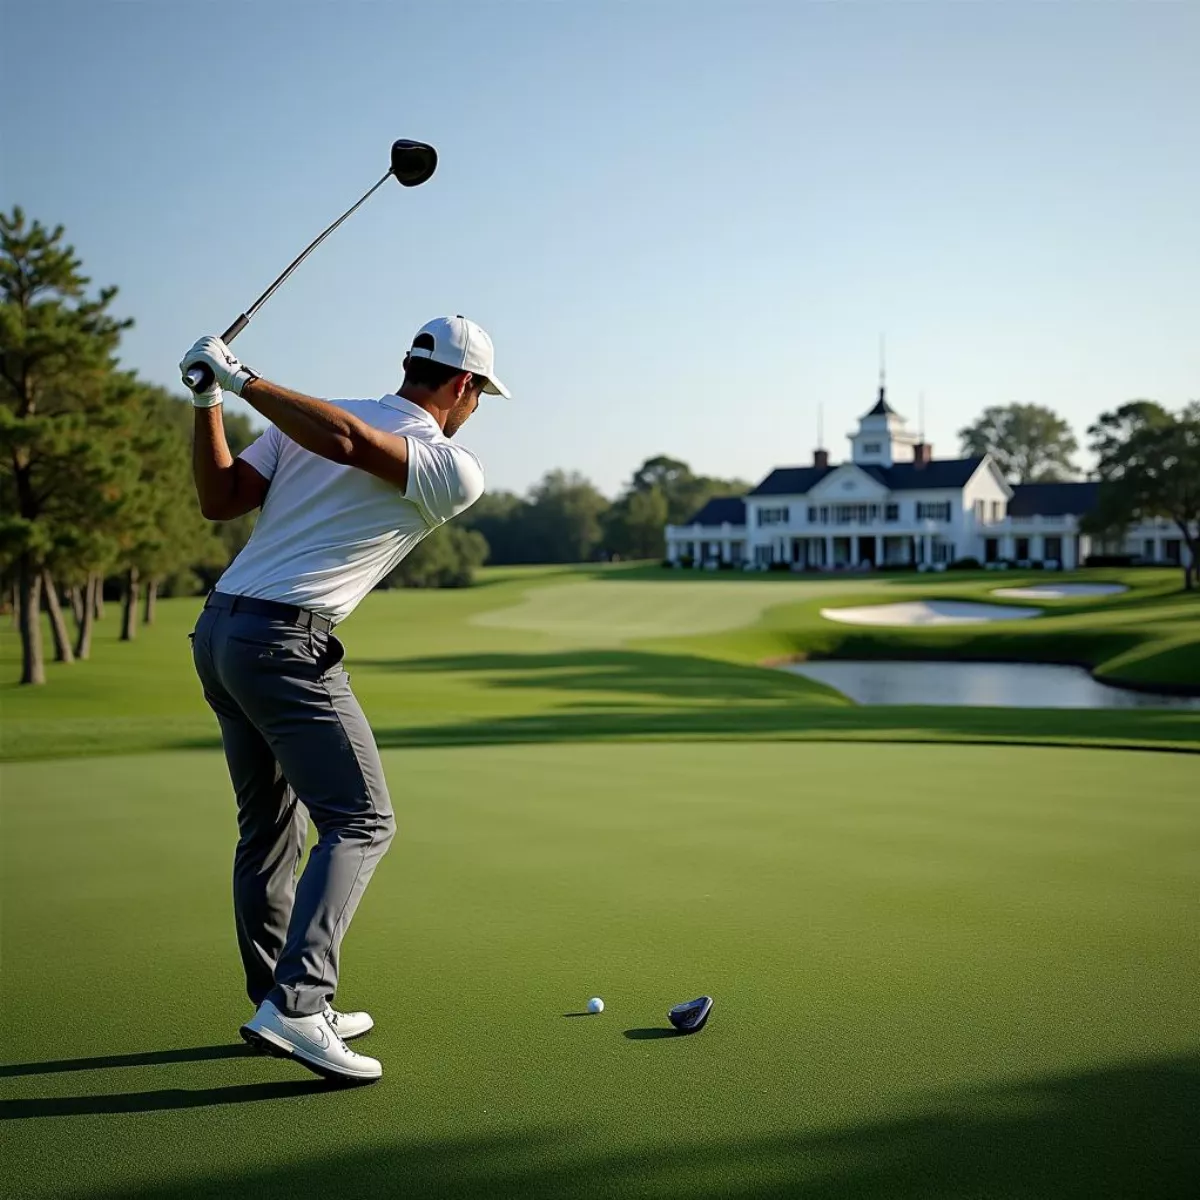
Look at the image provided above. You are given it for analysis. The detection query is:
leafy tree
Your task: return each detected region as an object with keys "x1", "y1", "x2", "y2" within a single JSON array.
[
  {"x1": 626, "y1": 454, "x2": 749, "y2": 526},
  {"x1": 1087, "y1": 400, "x2": 1200, "y2": 590},
  {"x1": 958, "y1": 404, "x2": 1079, "y2": 482},
  {"x1": 0, "y1": 208, "x2": 134, "y2": 683},
  {"x1": 383, "y1": 523, "x2": 489, "y2": 588},
  {"x1": 603, "y1": 456, "x2": 748, "y2": 558},
  {"x1": 524, "y1": 470, "x2": 609, "y2": 563},
  {"x1": 603, "y1": 485, "x2": 669, "y2": 559},
  {"x1": 459, "y1": 490, "x2": 533, "y2": 564}
]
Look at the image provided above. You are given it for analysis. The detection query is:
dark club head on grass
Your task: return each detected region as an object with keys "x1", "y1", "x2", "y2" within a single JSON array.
[{"x1": 667, "y1": 996, "x2": 713, "y2": 1034}]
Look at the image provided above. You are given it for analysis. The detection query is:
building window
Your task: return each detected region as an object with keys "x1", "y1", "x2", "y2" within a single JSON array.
[
  {"x1": 807, "y1": 506, "x2": 817, "y2": 524},
  {"x1": 985, "y1": 538, "x2": 999, "y2": 563},
  {"x1": 730, "y1": 542, "x2": 745, "y2": 563},
  {"x1": 756, "y1": 506, "x2": 790, "y2": 527},
  {"x1": 833, "y1": 503, "x2": 882, "y2": 524},
  {"x1": 1165, "y1": 539, "x2": 1182, "y2": 564},
  {"x1": 1044, "y1": 536, "x2": 1062, "y2": 563},
  {"x1": 974, "y1": 499, "x2": 986, "y2": 522},
  {"x1": 933, "y1": 541, "x2": 951, "y2": 563},
  {"x1": 991, "y1": 501, "x2": 1004, "y2": 521},
  {"x1": 916, "y1": 501, "x2": 951, "y2": 521},
  {"x1": 885, "y1": 503, "x2": 899, "y2": 522},
  {"x1": 863, "y1": 442, "x2": 882, "y2": 454},
  {"x1": 1015, "y1": 537, "x2": 1030, "y2": 560}
]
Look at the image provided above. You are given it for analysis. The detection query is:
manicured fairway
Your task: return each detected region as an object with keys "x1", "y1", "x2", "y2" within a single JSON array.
[{"x1": 3, "y1": 742, "x2": 1198, "y2": 1199}]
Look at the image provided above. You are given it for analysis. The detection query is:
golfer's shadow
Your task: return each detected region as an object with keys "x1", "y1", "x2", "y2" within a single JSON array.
[{"x1": 0, "y1": 1044, "x2": 327, "y2": 1119}]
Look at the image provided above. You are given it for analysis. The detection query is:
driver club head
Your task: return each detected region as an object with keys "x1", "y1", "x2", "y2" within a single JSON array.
[
  {"x1": 667, "y1": 996, "x2": 713, "y2": 1034},
  {"x1": 390, "y1": 139, "x2": 438, "y2": 187}
]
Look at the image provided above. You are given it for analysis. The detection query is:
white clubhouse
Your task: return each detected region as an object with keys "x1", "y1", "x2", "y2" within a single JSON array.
[{"x1": 665, "y1": 389, "x2": 1193, "y2": 572}]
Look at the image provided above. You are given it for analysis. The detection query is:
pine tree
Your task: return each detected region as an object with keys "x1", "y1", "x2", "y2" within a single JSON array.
[{"x1": 0, "y1": 208, "x2": 133, "y2": 683}]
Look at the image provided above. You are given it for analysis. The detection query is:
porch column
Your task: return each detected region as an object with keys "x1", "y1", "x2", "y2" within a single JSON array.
[
  {"x1": 924, "y1": 533, "x2": 932, "y2": 564},
  {"x1": 875, "y1": 534, "x2": 883, "y2": 566},
  {"x1": 825, "y1": 535, "x2": 834, "y2": 568}
]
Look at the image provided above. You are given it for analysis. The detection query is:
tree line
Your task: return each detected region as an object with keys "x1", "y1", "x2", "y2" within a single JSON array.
[
  {"x1": 4, "y1": 209, "x2": 1196, "y2": 687},
  {"x1": 0, "y1": 210, "x2": 748, "y2": 685}
]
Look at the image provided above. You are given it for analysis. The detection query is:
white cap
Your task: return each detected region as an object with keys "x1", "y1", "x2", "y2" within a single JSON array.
[{"x1": 406, "y1": 315, "x2": 510, "y2": 398}]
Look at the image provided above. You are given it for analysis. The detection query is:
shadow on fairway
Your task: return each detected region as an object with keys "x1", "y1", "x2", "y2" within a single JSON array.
[
  {"x1": 356, "y1": 649, "x2": 1198, "y2": 752},
  {"x1": 0, "y1": 1044, "x2": 253, "y2": 1078},
  {"x1": 623, "y1": 1027, "x2": 680, "y2": 1040},
  {"x1": 0, "y1": 1078, "x2": 328, "y2": 1120},
  {"x1": 81, "y1": 1053, "x2": 1199, "y2": 1198},
  {"x1": 355, "y1": 649, "x2": 832, "y2": 705}
]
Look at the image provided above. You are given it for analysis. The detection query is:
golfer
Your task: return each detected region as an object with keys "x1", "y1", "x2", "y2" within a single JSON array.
[{"x1": 181, "y1": 317, "x2": 507, "y2": 1083}]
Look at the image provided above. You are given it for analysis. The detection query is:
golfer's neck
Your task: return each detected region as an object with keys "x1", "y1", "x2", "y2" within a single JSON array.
[{"x1": 395, "y1": 384, "x2": 448, "y2": 430}]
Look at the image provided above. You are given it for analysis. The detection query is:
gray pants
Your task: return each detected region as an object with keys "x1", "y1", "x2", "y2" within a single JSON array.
[{"x1": 191, "y1": 598, "x2": 395, "y2": 1017}]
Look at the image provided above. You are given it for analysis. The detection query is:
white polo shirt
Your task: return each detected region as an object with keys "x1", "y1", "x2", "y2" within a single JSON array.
[{"x1": 214, "y1": 395, "x2": 484, "y2": 624}]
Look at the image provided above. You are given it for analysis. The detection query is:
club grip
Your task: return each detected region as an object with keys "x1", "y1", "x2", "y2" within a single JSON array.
[{"x1": 183, "y1": 314, "x2": 250, "y2": 392}]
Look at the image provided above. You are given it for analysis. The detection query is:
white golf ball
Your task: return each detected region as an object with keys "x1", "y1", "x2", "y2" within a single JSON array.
[{"x1": 587, "y1": 997, "x2": 604, "y2": 1014}]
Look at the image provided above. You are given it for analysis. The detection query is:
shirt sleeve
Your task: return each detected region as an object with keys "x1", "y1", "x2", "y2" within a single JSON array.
[
  {"x1": 404, "y1": 437, "x2": 485, "y2": 526},
  {"x1": 237, "y1": 424, "x2": 284, "y2": 481}
]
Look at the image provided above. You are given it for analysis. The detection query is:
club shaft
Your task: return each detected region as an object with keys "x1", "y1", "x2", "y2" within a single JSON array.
[
  {"x1": 185, "y1": 170, "x2": 393, "y2": 388},
  {"x1": 238, "y1": 170, "x2": 393, "y2": 329}
]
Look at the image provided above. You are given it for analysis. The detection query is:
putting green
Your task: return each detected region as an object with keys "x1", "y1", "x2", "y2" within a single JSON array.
[
  {"x1": 2, "y1": 742, "x2": 1197, "y2": 1198},
  {"x1": 473, "y1": 577, "x2": 901, "y2": 641}
]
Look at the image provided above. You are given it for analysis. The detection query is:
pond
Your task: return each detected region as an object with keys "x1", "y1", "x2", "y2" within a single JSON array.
[{"x1": 781, "y1": 660, "x2": 1200, "y2": 710}]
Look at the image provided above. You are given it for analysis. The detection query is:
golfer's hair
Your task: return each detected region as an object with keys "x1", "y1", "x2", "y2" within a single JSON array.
[{"x1": 402, "y1": 335, "x2": 488, "y2": 393}]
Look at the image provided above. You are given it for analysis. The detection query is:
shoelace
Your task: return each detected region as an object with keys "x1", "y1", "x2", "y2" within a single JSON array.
[{"x1": 322, "y1": 1006, "x2": 354, "y2": 1054}]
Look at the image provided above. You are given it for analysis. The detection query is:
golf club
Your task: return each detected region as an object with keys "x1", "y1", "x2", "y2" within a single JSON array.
[
  {"x1": 667, "y1": 996, "x2": 713, "y2": 1034},
  {"x1": 184, "y1": 139, "x2": 437, "y2": 392}
]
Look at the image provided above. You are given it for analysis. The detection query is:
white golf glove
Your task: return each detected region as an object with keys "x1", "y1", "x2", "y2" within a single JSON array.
[{"x1": 180, "y1": 336, "x2": 259, "y2": 406}]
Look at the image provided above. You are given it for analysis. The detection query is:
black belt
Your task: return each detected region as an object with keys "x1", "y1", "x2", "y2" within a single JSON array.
[{"x1": 205, "y1": 591, "x2": 334, "y2": 635}]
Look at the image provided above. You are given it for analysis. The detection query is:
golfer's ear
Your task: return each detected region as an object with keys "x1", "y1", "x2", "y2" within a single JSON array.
[{"x1": 456, "y1": 372, "x2": 473, "y2": 399}]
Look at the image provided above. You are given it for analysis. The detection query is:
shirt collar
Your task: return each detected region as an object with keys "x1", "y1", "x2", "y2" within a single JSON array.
[{"x1": 379, "y1": 394, "x2": 440, "y2": 429}]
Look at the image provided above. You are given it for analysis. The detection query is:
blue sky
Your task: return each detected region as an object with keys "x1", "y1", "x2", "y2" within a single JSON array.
[{"x1": 5, "y1": 1, "x2": 1197, "y2": 495}]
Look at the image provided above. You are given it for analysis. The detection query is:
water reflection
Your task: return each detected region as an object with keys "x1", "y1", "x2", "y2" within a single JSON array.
[{"x1": 782, "y1": 661, "x2": 1200, "y2": 710}]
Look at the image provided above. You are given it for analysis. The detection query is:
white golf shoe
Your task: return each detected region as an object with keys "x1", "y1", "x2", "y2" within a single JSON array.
[
  {"x1": 325, "y1": 1003, "x2": 374, "y2": 1041},
  {"x1": 241, "y1": 999, "x2": 382, "y2": 1083}
]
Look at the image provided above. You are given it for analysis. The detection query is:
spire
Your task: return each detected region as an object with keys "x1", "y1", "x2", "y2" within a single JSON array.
[
  {"x1": 864, "y1": 333, "x2": 895, "y2": 416},
  {"x1": 878, "y1": 333, "x2": 887, "y2": 405}
]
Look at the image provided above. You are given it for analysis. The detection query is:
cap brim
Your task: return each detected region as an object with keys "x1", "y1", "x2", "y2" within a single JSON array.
[{"x1": 482, "y1": 375, "x2": 510, "y2": 398}]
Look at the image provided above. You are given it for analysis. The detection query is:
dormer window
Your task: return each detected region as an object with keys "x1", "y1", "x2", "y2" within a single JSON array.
[{"x1": 863, "y1": 442, "x2": 882, "y2": 454}]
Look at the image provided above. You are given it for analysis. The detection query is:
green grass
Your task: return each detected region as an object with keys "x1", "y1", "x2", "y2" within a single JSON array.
[
  {"x1": 3, "y1": 744, "x2": 1198, "y2": 1198},
  {"x1": 1, "y1": 566, "x2": 1197, "y2": 1196},
  {"x1": 1, "y1": 565, "x2": 1196, "y2": 761}
]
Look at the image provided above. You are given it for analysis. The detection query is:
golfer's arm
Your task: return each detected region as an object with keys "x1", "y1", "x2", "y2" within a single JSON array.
[
  {"x1": 240, "y1": 378, "x2": 410, "y2": 490},
  {"x1": 193, "y1": 408, "x2": 269, "y2": 520}
]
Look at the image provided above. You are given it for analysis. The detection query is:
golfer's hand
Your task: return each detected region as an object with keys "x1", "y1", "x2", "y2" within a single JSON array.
[{"x1": 180, "y1": 336, "x2": 259, "y2": 404}]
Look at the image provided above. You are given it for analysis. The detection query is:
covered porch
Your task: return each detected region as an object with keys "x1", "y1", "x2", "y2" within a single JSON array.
[{"x1": 784, "y1": 533, "x2": 951, "y2": 569}]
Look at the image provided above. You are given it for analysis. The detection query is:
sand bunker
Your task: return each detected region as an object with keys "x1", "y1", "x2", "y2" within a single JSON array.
[
  {"x1": 821, "y1": 600, "x2": 1043, "y2": 627},
  {"x1": 992, "y1": 583, "x2": 1128, "y2": 600}
]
